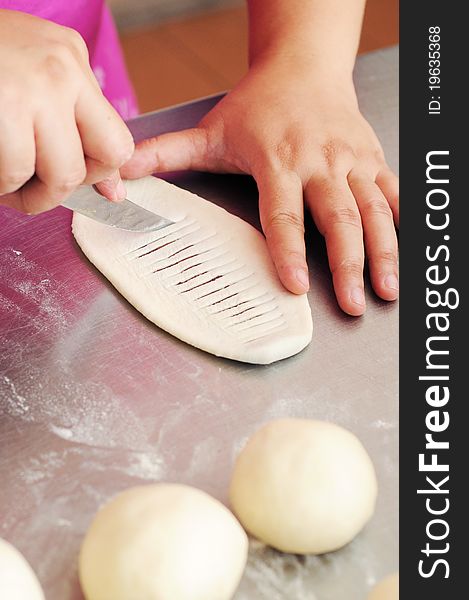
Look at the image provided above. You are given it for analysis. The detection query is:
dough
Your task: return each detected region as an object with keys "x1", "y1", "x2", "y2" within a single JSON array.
[
  {"x1": 229, "y1": 418, "x2": 378, "y2": 554},
  {"x1": 368, "y1": 573, "x2": 399, "y2": 600},
  {"x1": 0, "y1": 538, "x2": 45, "y2": 600},
  {"x1": 72, "y1": 177, "x2": 312, "y2": 364},
  {"x1": 79, "y1": 484, "x2": 248, "y2": 600}
]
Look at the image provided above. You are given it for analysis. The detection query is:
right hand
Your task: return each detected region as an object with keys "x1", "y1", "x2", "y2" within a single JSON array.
[{"x1": 0, "y1": 9, "x2": 135, "y2": 214}]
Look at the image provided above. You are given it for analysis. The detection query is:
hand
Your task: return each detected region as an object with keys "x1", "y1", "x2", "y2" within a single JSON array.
[
  {"x1": 0, "y1": 10, "x2": 134, "y2": 214},
  {"x1": 121, "y1": 56, "x2": 399, "y2": 316}
]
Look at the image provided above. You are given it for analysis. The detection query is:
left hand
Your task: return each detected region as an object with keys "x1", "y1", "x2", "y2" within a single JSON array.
[{"x1": 121, "y1": 56, "x2": 399, "y2": 316}]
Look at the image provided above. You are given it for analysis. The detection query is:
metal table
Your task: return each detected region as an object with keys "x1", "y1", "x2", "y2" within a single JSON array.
[{"x1": 0, "y1": 46, "x2": 398, "y2": 600}]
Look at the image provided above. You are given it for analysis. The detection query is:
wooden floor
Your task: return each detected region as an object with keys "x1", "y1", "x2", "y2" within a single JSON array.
[{"x1": 120, "y1": 0, "x2": 398, "y2": 114}]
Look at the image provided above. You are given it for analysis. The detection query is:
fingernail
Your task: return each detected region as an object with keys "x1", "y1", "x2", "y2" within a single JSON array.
[
  {"x1": 384, "y1": 274, "x2": 399, "y2": 291},
  {"x1": 115, "y1": 178, "x2": 126, "y2": 202},
  {"x1": 351, "y1": 287, "x2": 365, "y2": 306},
  {"x1": 295, "y1": 268, "x2": 310, "y2": 289}
]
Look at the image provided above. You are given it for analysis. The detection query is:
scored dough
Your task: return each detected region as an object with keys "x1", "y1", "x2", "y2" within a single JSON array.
[
  {"x1": 368, "y1": 573, "x2": 399, "y2": 600},
  {"x1": 0, "y1": 538, "x2": 45, "y2": 600},
  {"x1": 79, "y1": 484, "x2": 248, "y2": 600},
  {"x1": 229, "y1": 419, "x2": 378, "y2": 554},
  {"x1": 72, "y1": 177, "x2": 312, "y2": 364}
]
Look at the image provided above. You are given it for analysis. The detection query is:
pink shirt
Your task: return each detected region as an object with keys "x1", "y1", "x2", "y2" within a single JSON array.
[{"x1": 1, "y1": 0, "x2": 139, "y2": 119}]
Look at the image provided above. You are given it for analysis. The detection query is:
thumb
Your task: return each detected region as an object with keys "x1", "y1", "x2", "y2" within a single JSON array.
[
  {"x1": 120, "y1": 127, "x2": 212, "y2": 179},
  {"x1": 94, "y1": 170, "x2": 126, "y2": 202}
]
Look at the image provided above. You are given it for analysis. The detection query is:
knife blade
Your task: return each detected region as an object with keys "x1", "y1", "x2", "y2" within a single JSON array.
[{"x1": 62, "y1": 185, "x2": 174, "y2": 233}]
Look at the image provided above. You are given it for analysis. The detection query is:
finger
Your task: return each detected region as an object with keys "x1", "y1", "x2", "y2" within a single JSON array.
[
  {"x1": 59, "y1": 27, "x2": 102, "y2": 93},
  {"x1": 348, "y1": 170, "x2": 399, "y2": 302},
  {"x1": 306, "y1": 176, "x2": 365, "y2": 316},
  {"x1": 83, "y1": 156, "x2": 120, "y2": 186},
  {"x1": 257, "y1": 169, "x2": 308, "y2": 294},
  {"x1": 16, "y1": 108, "x2": 86, "y2": 214},
  {"x1": 94, "y1": 171, "x2": 126, "y2": 202},
  {"x1": 0, "y1": 113, "x2": 35, "y2": 196},
  {"x1": 120, "y1": 128, "x2": 219, "y2": 178},
  {"x1": 76, "y1": 85, "x2": 135, "y2": 174},
  {"x1": 376, "y1": 166, "x2": 399, "y2": 227}
]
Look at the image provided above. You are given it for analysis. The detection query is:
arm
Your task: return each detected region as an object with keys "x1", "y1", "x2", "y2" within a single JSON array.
[
  {"x1": 122, "y1": 0, "x2": 399, "y2": 316},
  {"x1": 247, "y1": 0, "x2": 365, "y2": 75}
]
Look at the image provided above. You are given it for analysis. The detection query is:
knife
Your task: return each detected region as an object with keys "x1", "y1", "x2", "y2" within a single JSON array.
[{"x1": 62, "y1": 185, "x2": 174, "y2": 233}]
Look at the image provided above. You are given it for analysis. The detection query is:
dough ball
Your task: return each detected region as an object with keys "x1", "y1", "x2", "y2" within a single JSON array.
[
  {"x1": 79, "y1": 484, "x2": 248, "y2": 600},
  {"x1": 0, "y1": 538, "x2": 44, "y2": 600},
  {"x1": 229, "y1": 418, "x2": 378, "y2": 554},
  {"x1": 368, "y1": 573, "x2": 399, "y2": 600}
]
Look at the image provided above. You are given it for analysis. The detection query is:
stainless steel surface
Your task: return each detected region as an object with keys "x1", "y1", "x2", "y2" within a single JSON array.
[
  {"x1": 0, "y1": 47, "x2": 398, "y2": 600},
  {"x1": 62, "y1": 186, "x2": 174, "y2": 233}
]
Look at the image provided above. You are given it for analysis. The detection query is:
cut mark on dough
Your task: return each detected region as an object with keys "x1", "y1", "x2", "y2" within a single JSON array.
[
  {"x1": 229, "y1": 306, "x2": 281, "y2": 326},
  {"x1": 175, "y1": 270, "x2": 210, "y2": 286},
  {"x1": 124, "y1": 219, "x2": 194, "y2": 256},
  {"x1": 177, "y1": 251, "x2": 230, "y2": 275},
  {"x1": 175, "y1": 258, "x2": 239, "y2": 287},
  {"x1": 209, "y1": 292, "x2": 274, "y2": 315},
  {"x1": 135, "y1": 227, "x2": 201, "y2": 259},
  {"x1": 151, "y1": 244, "x2": 225, "y2": 274},
  {"x1": 234, "y1": 315, "x2": 285, "y2": 333},
  {"x1": 145, "y1": 248, "x2": 230, "y2": 280},
  {"x1": 180, "y1": 274, "x2": 224, "y2": 294},
  {"x1": 179, "y1": 266, "x2": 247, "y2": 295},
  {"x1": 196, "y1": 284, "x2": 233, "y2": 301},
  {"x1": 219, "y1": 298, "x2": 277, "y2": 319},
  {"x1": 197, "y1": 282, "x2": 259, "y2": 309},
  {"x1": 207, "y1": 292, "x2": 239, "y2": 307}
]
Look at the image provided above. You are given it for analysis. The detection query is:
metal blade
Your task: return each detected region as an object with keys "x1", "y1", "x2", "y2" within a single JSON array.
[{"x1": 62, "y1": 185, "x2": 174, "y2": 233}]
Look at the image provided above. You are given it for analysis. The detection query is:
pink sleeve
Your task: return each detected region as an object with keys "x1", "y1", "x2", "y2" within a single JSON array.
[{"x1": 90, "y1": 4, "x2": 139, "y2": 120}]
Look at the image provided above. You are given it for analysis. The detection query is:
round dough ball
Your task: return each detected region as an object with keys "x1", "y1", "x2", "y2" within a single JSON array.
[
  {"x1": 0, "y1": 538, "x2": 45, "y2": 600},
  {"x1": 368, "y1": 573, "x2": 399, "y2": 600},
  {"x1": 229, "y1": 418, "x2": 378, "y2": 554},
  {"x1": 79, "y1": 484, "x2": 248, "y2": 600}
]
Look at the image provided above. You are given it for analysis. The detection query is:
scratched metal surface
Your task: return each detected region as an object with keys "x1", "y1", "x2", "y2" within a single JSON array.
[{"x1": 0, "y1": 47, "x2": 398, "y2": 600}]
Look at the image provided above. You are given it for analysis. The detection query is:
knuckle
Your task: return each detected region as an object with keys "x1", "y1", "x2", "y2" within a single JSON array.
[
  {"x1": 40, "y1": 43, "x2": 74, "y2": 79},
  {"x1": 361, "y1": 197, "x2": 393, "y2": 219},
  {"x1": 265, "y1": 209, "x2": 305, "y2": 235},
  {"x1": 151, "y1": 145, "x2": 168, "y2": 172},
  {"x1": 326, "y1": 206, "x2": 362, "y2": 231},
  {"x1": 102, "y1": 136, "x2": 135, "y2": 169},
  {"x1": 371, "y1": 249, "x2": 398, "y2": 266},
  {"x1": 48, "y1": 173, "x2": 84, "y2": 194},
  {"x1": 257, "y1": 139, "x2": 300, "y2": 173},
  {"x1": 102, "y1": 153, "x2": 123, "y2": 171},
  {"x1": 320, "y1": 139, "x2": 355, "y2": 172},
  {"x1": 332, "y1": 258, "x2": 364, "y2": 278},
  {"x1": 273, "y1": 140, "x2": 296, "y2": 170},
  {"x1": 64, "y1": 27, "x2": 89, "y2": 57},
  {"x1": 373, "y1": 147, "x2": 386, "y2": 165}
]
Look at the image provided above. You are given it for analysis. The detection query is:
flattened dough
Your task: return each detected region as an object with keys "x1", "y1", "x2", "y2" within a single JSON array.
[{"x1": 72, "y1": 177, "x2": 312, "y2": 364}]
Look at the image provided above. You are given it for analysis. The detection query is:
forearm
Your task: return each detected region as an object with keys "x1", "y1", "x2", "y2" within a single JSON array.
[{"x1": 247, "y1": 0, "x2": 366, "y2": 78}]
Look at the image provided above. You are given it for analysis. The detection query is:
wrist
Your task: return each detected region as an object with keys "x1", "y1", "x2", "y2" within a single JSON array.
[{"x1": 249, "y1": 48, "x2": 358, "y2": 102}]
